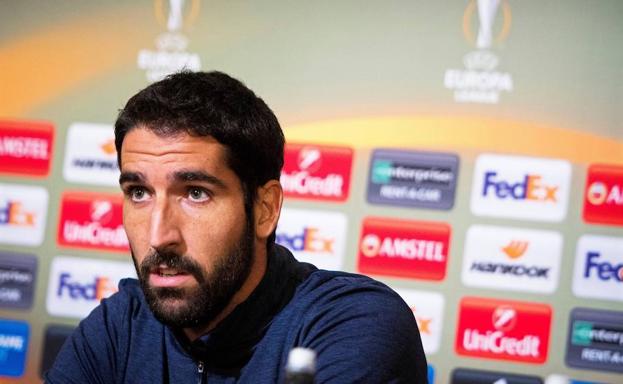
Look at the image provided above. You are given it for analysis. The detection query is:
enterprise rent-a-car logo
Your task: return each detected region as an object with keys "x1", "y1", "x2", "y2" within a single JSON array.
[
  {"x1": 367, "y1": 149, "x2": 459, "y2": 210},
  {"x1": 566, "y1": 308, "x2": 623, "y2": 374},
  {"x1": 470, "y1": 154, "x2": 571, "y2": 222}
]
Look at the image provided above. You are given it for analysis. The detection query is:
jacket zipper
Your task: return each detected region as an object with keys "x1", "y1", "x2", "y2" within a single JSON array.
[{"x1": 197, "y1": 361, "x2": 205, "y2": 384}]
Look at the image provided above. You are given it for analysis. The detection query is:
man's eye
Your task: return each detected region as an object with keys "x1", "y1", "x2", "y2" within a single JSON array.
[
  {"x1": 188, "y1": 187, "x2": 210, "y2": 202},
  {"x1": 128, "y1": 187, "x2": 150, "y2": 202}
]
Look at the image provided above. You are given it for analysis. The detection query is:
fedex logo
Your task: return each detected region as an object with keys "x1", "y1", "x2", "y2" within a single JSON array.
[
  {"x1": 276, "y1": 208, "x2": 347, "y2": 270},
  {"x1": 394, "y1": 288, "x2": 444, "y2": 354},
  {"x1": 0, "y1": 119, "x2": 54, "y2": 177},
  {"x1": 281, "y1": 143, "x2": 353, "y2": 202},
  {"x1": 63, "y1": 122, "x2": 120, "y2": 186},
  {"x1": 482, "y1": 172, "x2": 558, "y2": 201},
  {"x1": 357, "y1": 217, "x2": 450, "y2": 281},
  {"x1": 471, "y1": 154, "x2": 571, "y2": 222},
  {"x1": 46, "y1": 256, "x2": 135, "y2": 318},
  {"x1": 456, "y1": 297, "x2": 552, "y2": 364},
  {"x1": 0, "y1": 201, "x2": 35, "y2": 227},
  {"x1": 573, "y1": 235, "x2": 623, "y2": 303},
  {"x1": 58, "y1": 191, "x2": 129, "y2": 252},
  {"x1": 0, "y1": 184, "x2": 48, "y2": 246},
  {"x1": 57, "y1": 273, "x2": 116, "y2": 301},
  {"x1": 276, "y1": 227, "x2": 334, "y2": 253},
  {"x1": 583, "y1": 164, "x2": 623, "y2": 226},
  {"x1": 462, "y1": 225, "x2": 562, "y2": 294}
]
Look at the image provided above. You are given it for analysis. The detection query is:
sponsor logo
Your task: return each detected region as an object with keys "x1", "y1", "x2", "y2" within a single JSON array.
[
  {"x1": 137, "y1": 0, "x2": 202, "y2": 82},
  {"x1": 462, "y1": 225, "x2": 562, "y2": 294},
  {"x1": 40, "y1": 325, "x2": 75, "y2": 379},
  {"x1": 276, "y1": 208, "x2": 347, "y2": 270},
  {"x1": 0, "y1": 319, "x2": 29, "y2": 377},
  {"x1": 566, "y1": 307, "x2": 623, "y2": 374},
  {"x1": 470, "y1": 154, "x2": 571, "y2": 222},
  {"x1": 455, "y1": 297, "x2": 551, "y2": 364},
  {"x1": 394, "y1": 289, "x2": 444, "y2": 354},
  {"x1": 0, "y1": 252, "x2": 37, "y2": 310},
  {"x1": 573, "y1": 235, "x2": 623, "y2": 303},
  {"x1": 0, "y1": 119, "x2": 54, "y2": 177},
  {"x1": 46, "y1": 256, "x2": 136, "y2": 318},
  {"x1": 357, "y1": 217, "x2": 450, "y2": 281},
  {"x1": 444, "y1": 0, "x2": 514, "y2": 104},
  {"x1": 57, "y1": 192, "x2": 129, "y2": 252},
  {"x1": 451, "y1": 368, "x2": 543, "y2": 384},
  {"x1": 281, "y1": 144, "x2": 353, "y2": 202},
  {"x1": 0, "y1": 184, "x2": 49, "y2": 246},
  {"x1": 367, "y1": 149, "x2": 459, "y2": 210},
  {"x1": 583, "y1": 164, "x2": 623, "y2": 226},
  {"x1": 63, "y1": 122, "x2": 120, "y2": 186},
  {"x1": 427, "y1": 365, "x2": 435, "y2": 384}
]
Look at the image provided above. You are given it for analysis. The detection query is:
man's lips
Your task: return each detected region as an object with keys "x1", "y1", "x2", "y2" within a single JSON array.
[{"x1": 148, "y1": 265, "x2": 194, "y2": 288}]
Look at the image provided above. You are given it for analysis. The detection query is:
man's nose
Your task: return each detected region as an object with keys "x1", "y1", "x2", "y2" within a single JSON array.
[{"x1": 149, "y1": 197, "x2": 182, "y2": 250}]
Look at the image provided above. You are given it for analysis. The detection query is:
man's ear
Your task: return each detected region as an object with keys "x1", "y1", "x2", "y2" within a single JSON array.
[{"x1": 254, "y1": 180, "x2": 283, "y2": 240}]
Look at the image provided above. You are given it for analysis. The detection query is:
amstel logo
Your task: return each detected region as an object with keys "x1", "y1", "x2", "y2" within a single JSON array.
[
  {"x1": 0, "y1": 120, "x2": 54, "y2": 177},
  {"x1": 357, "y1": 217, "x2": 450, "y2": 281},
  {"x1": 583, "y1": 164, "x2": 623, "y2": 226}
]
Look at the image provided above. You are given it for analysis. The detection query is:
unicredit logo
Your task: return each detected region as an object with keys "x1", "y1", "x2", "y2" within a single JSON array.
[
  {"x1": 276, "y1": 227, "x2": 334, "y2": 253},
  {"x1": 281, "y1": 144, "x2": 353, "y2": 202},
  {"x1": 456, "y1": 297, "x2": 551, "y2": 364},
  {"x1": 58, "y1": 192, "x2": 129, "y2": 252},
  {"x1": 357, "y1": 217, "x2": 450, "y2": 281},
  {"x1": 583, "y1": 164, "x2": 623, "y2": 226}
]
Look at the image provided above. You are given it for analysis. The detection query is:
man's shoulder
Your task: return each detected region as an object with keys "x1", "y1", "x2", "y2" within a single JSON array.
[{"x1": 293, "y1": 269, "x2": 410, "y2": 315}]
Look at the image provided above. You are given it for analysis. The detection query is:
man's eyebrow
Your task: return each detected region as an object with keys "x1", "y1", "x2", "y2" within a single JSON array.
[
  {"x1": 119, "y1": 171, "x2": 145, "y2": 185},
  {"x1": 172, "y1": 170, "x2": 227, "y2": 189}
]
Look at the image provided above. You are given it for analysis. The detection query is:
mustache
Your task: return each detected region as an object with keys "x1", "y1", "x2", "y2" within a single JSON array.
[{"x1": 139, "y1": 249, "x2": 206, "y2": 285}]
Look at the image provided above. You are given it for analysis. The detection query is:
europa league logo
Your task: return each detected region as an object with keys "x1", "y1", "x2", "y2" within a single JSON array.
[{"x1": 463, "y1": 0, "x2": 511, "y2": 50}]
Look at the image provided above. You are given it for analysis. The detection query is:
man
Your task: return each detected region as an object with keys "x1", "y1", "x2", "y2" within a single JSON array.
[{"x1": 46, "y1": 71, "x2": 428, "y2": 383}]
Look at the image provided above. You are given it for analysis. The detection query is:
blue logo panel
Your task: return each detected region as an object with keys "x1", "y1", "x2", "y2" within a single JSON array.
[{"x1": 0, "y1": 319, "x2": 29, "y2": 377}]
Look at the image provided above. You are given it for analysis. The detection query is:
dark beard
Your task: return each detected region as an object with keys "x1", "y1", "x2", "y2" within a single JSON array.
[{"x1": 133, "y1": 220, "x2": 254, "y2": 329}]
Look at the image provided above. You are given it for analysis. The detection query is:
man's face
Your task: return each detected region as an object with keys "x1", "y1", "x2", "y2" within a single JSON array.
[{"x1": 119, "y1": 128, "x2": 254, "y2": 328}]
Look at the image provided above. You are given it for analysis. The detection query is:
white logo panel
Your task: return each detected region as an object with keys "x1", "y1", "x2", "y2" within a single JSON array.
[
  {"x1": 470, "y1": 154, "x2": 571, "y2": 222},
  {"x1": 63, "y1": 122, "x2": 119, "y2": 186},
  {"x1": 573, "y1": 235, "x2": 623, "y2": 302},
  {"x1": 276, "y1": 208, "x2": 347, "y2": 271},
  {"x1": 393, "y1": 288, "x2": 444, "y2": 354},
  {"x1": 0, "y1": 183, "x2": 48, "y2": 246},
  {"x1": 462, "y1": 225, "x2": 562, "y2": 294},
  {"x1": 46, "y1": 256, "x2": 136, "y2": 319}
]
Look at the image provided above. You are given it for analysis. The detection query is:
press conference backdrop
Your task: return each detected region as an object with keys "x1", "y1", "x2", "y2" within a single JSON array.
[{"x1": 0, "y1": 1, "x2": 622, "y2": 383}]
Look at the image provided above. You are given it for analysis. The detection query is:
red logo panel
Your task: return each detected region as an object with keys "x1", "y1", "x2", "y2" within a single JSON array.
[
  {"x1": 0, "y1": 120, "x2": 54, "y2": 177},
  {"x1": 455, "y1": 297, "x2": 552, "y2": 364},
  {"x1": 281, "y1": 143, "x2": 353, "y2": 202},
  {"x1": 583, "y1": 164, "x2": 623, "y2": 226},
  {"x1": 57, "y1": 191, "x2": 129, "y2": 252},
  {"x1": 357, "y1": 217, "x2": 450, "y2": 281}
]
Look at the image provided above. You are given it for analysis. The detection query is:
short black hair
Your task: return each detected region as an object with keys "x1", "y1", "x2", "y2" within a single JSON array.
[{"x1": 114, "y1": 71, "x2": 284, "y2": 248}]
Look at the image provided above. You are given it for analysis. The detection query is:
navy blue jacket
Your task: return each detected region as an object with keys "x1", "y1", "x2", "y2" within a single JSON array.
[{"x1": 45, "y1": 245, "x2": 427, "y2": 383}]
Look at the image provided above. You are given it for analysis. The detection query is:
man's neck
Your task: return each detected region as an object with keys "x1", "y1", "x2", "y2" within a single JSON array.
[{"x1": 182, "y1": 244, "x2": 268, "y2": 341}]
